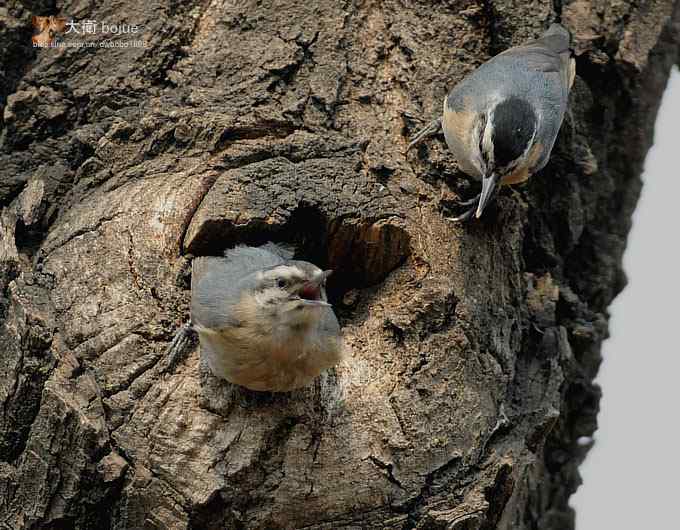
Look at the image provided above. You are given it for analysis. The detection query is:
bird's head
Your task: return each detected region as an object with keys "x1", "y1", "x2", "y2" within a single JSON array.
[
  {"x1": 473, "y1": 96, "x2": 538, "y2": 217},
  {"x1": 250, "y1": 262, "x2": 333, "y2": 331}
]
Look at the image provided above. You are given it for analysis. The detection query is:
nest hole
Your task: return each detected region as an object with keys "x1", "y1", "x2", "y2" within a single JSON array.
[{"x1": 184, "y1": 204, "x2": 411, "y2": 306}]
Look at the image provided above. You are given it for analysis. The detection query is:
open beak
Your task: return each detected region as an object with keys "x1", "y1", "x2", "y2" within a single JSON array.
[
  {"x1": 297, "y1": 270, "x2": 333, "y2": 307},
  {"x1": 476, "y1": 173, "x2": 500, "y2": 218}
]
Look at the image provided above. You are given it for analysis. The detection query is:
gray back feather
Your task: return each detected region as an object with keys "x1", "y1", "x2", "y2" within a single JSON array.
[
  {"x1": 447, "y1": 23, "x2": 572, "y2": 108},
  {"x1": 191, "y1": 243, "x2": 293, "y2": 330},
  {"x1": 258, "y1": 242, "x2": 294, "y2": 260}
]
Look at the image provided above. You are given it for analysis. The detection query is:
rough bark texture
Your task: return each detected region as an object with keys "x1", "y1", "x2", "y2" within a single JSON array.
[{"x1": 1, "y1": 0, "x2": 679, "y2": 529}]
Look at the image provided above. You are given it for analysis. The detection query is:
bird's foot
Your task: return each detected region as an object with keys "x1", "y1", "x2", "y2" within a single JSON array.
[
  {"x1": 445, "y1": 193, "x2": 480, "y2": 222},
  {"x1": 447, "y1": 206, "x2": 477, "y2": 222},
  {"x1": 405, "y1": 117, "x2": 442, "y2": 152},
  {"x1": 162, "y1": 321, "x2": 197, "y2": 374},
  {"x1": 507, "y1": 184, "x2": 524, "y2": 203},
  {"x1": 456, "y1": 193, "x2": 481, "y2": 207}
]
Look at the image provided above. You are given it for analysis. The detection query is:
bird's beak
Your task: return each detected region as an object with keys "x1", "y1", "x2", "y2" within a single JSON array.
[
  {"x1": 297, "y1": 270, "x2": 333, "y2": 307},
  {"x1": 476, "y1": 173, "x2": 500, "y2": 218}
]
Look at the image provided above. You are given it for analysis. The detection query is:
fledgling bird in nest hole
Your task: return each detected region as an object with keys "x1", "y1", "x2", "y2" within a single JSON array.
[{"x1": 166, "y1": 243, "x2": 343, "y2": 392}]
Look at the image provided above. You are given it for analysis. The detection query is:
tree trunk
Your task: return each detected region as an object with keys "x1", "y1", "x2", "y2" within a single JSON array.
[{"x1": 1, "y1": 0, "x2": 678, "y2": 528}]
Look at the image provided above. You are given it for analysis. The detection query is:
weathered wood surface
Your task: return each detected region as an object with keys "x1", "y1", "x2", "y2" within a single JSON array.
[{"x1": 1, "y1": 0, "x2": 678, "y2": 528}]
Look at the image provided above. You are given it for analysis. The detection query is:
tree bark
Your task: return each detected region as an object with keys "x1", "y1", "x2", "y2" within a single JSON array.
[{"x1": 1, "y1": 0, "x2": 679, "y2": 529}]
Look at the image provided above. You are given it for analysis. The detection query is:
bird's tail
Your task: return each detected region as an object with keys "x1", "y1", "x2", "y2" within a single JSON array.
[{"x1": 539, "y1": 23, "x2": 572, "y2": 54}]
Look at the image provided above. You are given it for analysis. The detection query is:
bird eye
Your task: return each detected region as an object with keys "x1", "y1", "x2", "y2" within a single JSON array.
[{"x1": 277, "y1": 279, "x2": 287, "y2": 288}]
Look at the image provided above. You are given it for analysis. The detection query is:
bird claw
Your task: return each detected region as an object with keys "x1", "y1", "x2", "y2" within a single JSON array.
[
  {"x1": 162, "y1": 322, "x2": 196, "y2": 374},
  {"x1": 405, "y1": 117, "x2": 442, "y2": 152},
  {"x1": 456, "y1": 193, "x2": 481, "y2": 207},
  {"x1": 444, "y1": 193, "x2": 480, "y2": 222},
  {"x1": 447, "y1": 206, "x2": 476, "y2": 222}
]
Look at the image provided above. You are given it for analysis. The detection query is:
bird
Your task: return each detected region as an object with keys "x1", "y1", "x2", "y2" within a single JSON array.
[
  {"x1": 407, "y1": 23, "x2": 576, "y2": 221},
  {"x1": 186, "y1": 243, "x2": 343, "y2": 392}
]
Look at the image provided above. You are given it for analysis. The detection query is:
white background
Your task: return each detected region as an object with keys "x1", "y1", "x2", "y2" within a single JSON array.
[{"x1": 571, "y1": 67, "x2": 680, "y2": 529}]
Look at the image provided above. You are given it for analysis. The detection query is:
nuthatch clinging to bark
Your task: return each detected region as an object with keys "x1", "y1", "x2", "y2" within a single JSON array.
[
  {"x1": 187, "y1": 243, "x2": 342, "y2": 392},
  {"x1": 407, "y1": 23, "x2": 575, "y2": 220}
]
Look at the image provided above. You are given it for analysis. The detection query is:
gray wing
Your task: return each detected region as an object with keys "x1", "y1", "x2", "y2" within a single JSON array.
[
  {"x1": 319, "y1": 307, "x2": 340, "y2": 336},
  {"x1": 221, "y1": 243, "x2": 291, "y2": 278},
  {"x1": 191, "y1": 256, "x2": 242, "y2": 330},
  {"x1": 259, "y1": 242, "x2": 294, "y2": 260},
  {"x1": 447, "y1": 23, "x2": 573, "y2": 110},
  {"x1": 497, "y1": 23, "x2": 574, "y2": 98},
  {"x1": 191, "y1": 244, "x2": 288, "y2": 330}
]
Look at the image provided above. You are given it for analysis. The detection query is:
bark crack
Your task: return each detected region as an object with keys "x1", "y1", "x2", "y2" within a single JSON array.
[{"x1": 364, "y1": 454, "x2": 405, "y2": 490}]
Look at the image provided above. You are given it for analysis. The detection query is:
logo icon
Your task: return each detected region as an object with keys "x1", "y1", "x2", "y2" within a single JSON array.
[{"x1": 32, "y1": 16, "x2": 67, "y2": 47}]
